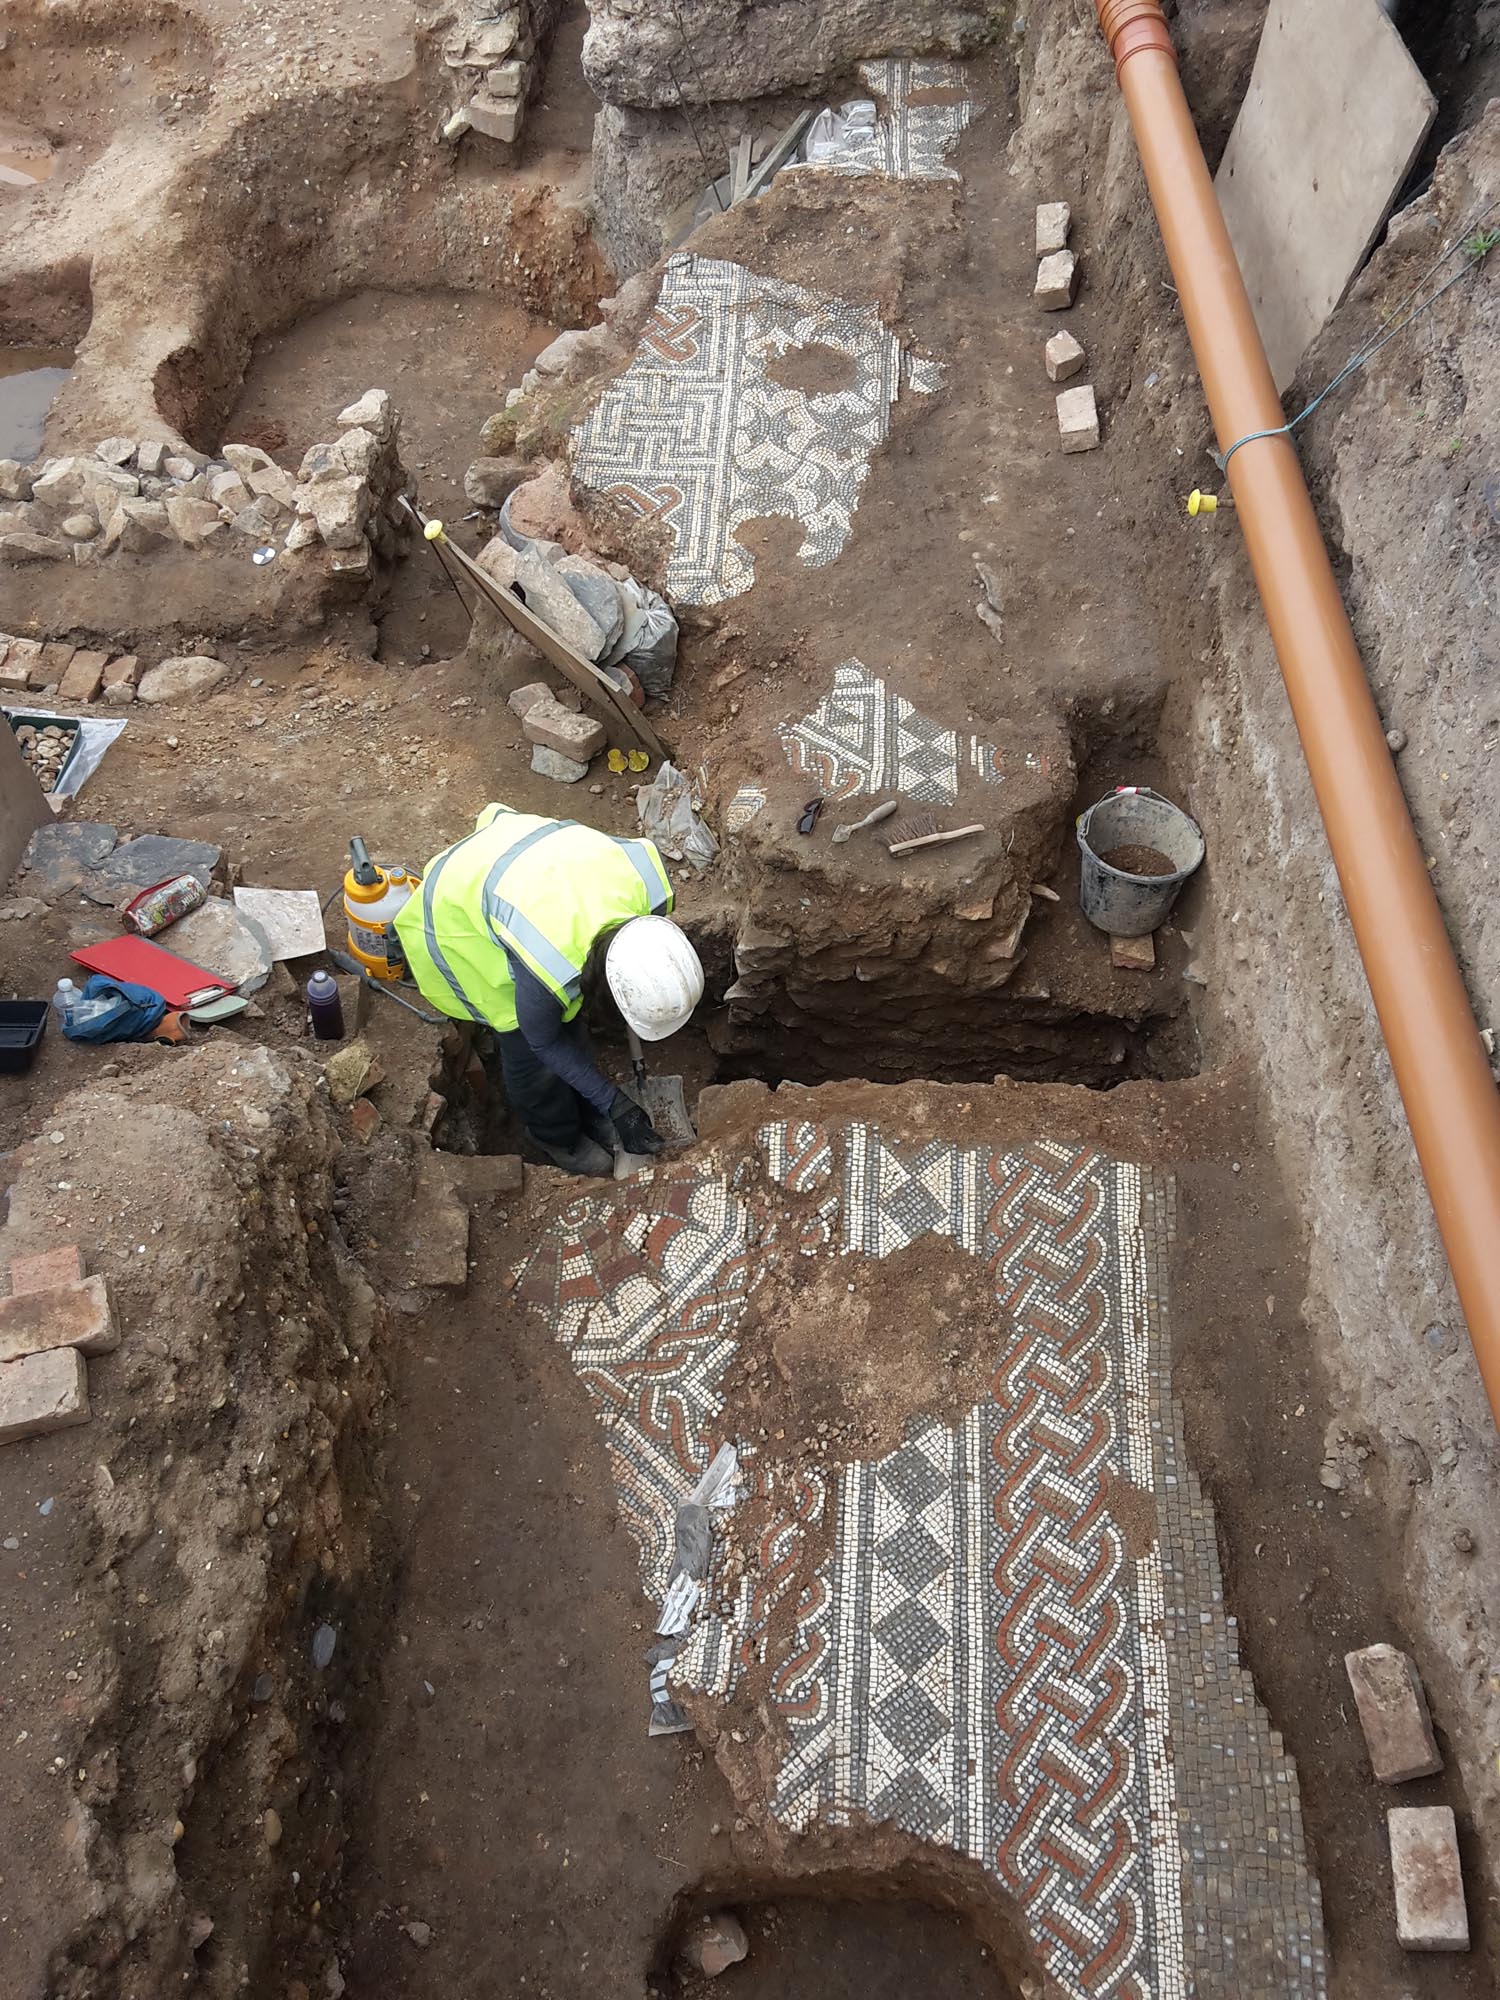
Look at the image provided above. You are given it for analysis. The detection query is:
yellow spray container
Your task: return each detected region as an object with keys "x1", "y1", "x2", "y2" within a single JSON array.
[{"x1": 343, "y1": 837, "x2": 418, "y2": 981}]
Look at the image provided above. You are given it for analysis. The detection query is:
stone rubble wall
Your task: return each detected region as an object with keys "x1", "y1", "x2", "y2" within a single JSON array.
[
  {"x1": 441, "y1": 0, "x2": 564, "y2": 148},
  {"x1": 0, "y1": 388, "x2": 411, "y2": 584}
]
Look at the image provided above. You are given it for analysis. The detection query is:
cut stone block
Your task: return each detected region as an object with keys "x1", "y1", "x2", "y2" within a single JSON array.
[
  {"x1": 58, "y1": 650, "x2": 109, "y2": 703},
  {"x1": 0, "y1": 1275, "x2": 118, "y2": 1363},
  {"x1": 1345, "y1": 1643, "x2": 1442, "y2": 1782},
  {"x1": 1045, "y1": 330, "x2": 1086, "y2": 382},
  {"x1": 1035, "y1": 249, "x2": 1078, "y2": 310},
  {"x1": 1110, "y1": 932, "x2": 1156, "y2": 971},
  {"x1": 0, "y1": 1346, "x2": 90, "y2": 1443},
  {"x1": 407, "y1": 1155, "x2": 472, "y2": 1287},
  {"x1": 522, "y1": 699, "x2": 606, "y2": 764},
  {"x1": 506, "y1": 681, "x2": 554, "y2": 720},
  {"x1": 1035, "y1": 200, "x2": 1072, "y2": 257},
  {"x1": 468, "y1": 89, "x2": 524, "y2": 143},
  {"x1": 1057, "y1": 384, "x2": 1100, "y2": 454},
  {"x1": 530, "y1": 744, "x2": 590, "y2": 783},
  {"x1": 103, "y1": 654, "x2": 140, "y2": 693},
  {"x1": 0, "y1": 653, "x2": 31, "y2": 690},
  {"x1": 1389, "y1": 1806, "x2": 1468, "y2": 1952},
  {"x1": 9, "y1": 1246, "x2": 84, "y2": 1295}
]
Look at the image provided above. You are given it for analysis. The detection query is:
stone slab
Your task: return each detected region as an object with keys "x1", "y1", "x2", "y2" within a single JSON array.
[
  {"x1": 0, "y1": 1346, "x2": 90, "y2": 1443},
  {"x1": 83, "y1": 832, "x2": 221, "y2": 899},
  {"x1": 0, "y1": 1276, "x2": 118, "y2": 1363},
  {"x1": 9, "y1": 1246, "x2": 85, "y2": 1296},
  {"x1": 1346, "y1": 1643, "x2": 1442, "y2": 1782},
  {"x1": 1215, "y1": 0, "x2": 1435, "y2": 390},
  {"x1": 164, "y1": 896, "x2": 273, "y2": 994},
  {"x1": 1110, "y1": 931, "x2": 1156, "y2": 971},
  {"x1": 407, "y1": 1155, "x2": 472, "y2": 1287},
  {"x1": 18, "y1": 820, "x2": 119, "y2": 897},
  {"x1": 1389, "y1": 1806, "x2": 1468, "y2": 1951}
]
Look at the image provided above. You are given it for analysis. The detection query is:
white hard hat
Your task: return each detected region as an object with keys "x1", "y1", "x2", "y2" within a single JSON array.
[{"x1": 606, "y1": 916, "x2": 705, "y2": 1041}]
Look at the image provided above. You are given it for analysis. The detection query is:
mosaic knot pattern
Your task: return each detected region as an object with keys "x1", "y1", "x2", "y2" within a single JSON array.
[
  {"x1": 793, "y1": 59, "x2": 974, "y2": 184},
  {"x1": 515, "y1": 1125, "x2": 1327, "y2": 2000},
  {"x1": 781, "y1": 659, "x2": 1051, "y2": 806},
  {"x1": 571, "y1": 256, "x2": 938, "y2": 605}
]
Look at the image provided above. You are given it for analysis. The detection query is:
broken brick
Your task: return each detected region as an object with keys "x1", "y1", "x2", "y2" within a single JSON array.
[
  {"x1": 1346, "y1": 1644, "x2": 1442, "y2": 1783},
  {"x1": 9, "y1": 1245, "x2": 85, "y2": 1296},
  {"x1": 0, "y1": 1347, "x2": 90, "y2": 1443},
  {"x1": 0, "y1": 1275, "x2": 119, "y2": 1364},
  {"x1": 1110, "y1": 932, "x2": 1156, "y2": 972},
  {"x1": 506, "y1": 681, "x2": 554, "y2": 720},
  {"x1": 1389, "y1": 1806, "x2": 1468, "y2": 1951},
  {"x1": 349, "y1": 1097, "x2": 381, "y2": 1143},
  {"x1": 102, "y1": 653, "x2": 140, "y2": 690},
  {"x1": 39, "y1": 641, "x2": 75, "y2": 689},
  {"x1": 522, "y1": 699, "x2": 606, "y2": 764}
]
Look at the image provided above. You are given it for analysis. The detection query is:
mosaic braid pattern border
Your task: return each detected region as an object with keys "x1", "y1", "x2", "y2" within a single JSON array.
[
  {"x1": 515, "y1": 1124, "x2": 1327, "y2": 2000},
  {"x1": 570, "y1": 255, "x2": 939, "y2": 605}
]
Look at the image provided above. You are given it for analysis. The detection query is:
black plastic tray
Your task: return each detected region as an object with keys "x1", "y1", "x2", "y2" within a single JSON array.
[{"x1": 0, "y1": 1001, "x2": 49, "y2": 1073}]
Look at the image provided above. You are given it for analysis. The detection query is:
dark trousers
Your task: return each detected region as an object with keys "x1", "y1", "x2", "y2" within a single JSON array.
[{"x1": 496, "y1": 1023, "x2": 603, "y2": 1151}]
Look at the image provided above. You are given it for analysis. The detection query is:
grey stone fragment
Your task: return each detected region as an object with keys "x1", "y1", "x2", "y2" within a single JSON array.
[
  {"x1": 19, "y1": 822, "x2": 119, "y2": 898},
  {"x1": 312, "y1": 1622, "x2": 337, "y2": 1670},
  {"x1": 83, "y1": 833, "x2": 222, "y2": 899},
  {"x1": 477, "y1": 536, "x2": 608, "y2": 660},
  {"x1": 554, "y1": 555, "x2": 626, "y2": 655},
  {"x1": 530, "y1": 744, "x2": 590, "y2": 783},
  {"x1": 0, "y1": 531, "x2": 69, "y2": 563}
]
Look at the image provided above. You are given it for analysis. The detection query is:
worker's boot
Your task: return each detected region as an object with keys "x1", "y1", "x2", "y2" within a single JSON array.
[{"x1": 533, "y1": 1134, "x2": 613, "y2": 1178}]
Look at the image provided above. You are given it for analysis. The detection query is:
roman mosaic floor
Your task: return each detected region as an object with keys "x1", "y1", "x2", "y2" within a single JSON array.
[
  {"x1": 516, "y1": 1117, "x2": 1329, "y2": 2000},
  {"x1": 570, "y1": 256, "x2": 939, "y2": 605}
]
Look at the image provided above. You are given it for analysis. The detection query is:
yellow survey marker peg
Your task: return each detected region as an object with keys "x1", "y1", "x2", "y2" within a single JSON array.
[
  {"x1": 424, "y1": 518, "x2": 447, "y2": 541},
  {"x1": 1186, "y1": 489, "x2": 1219, "y2": 516}
]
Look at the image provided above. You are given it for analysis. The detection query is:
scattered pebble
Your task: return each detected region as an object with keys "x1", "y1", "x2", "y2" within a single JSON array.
[
  {"x1": 263, "y1": 1807, "x2": 283, "y2": 1848},
  {"x1": 2, "y1": 1536, "x2": 18, "y2": 1551},
  {"x1": 251, "y1": 1672, "x2": 274, "y2": 1704},
  {"x1": 311, "y1": 1623, "x2": 337, "y2": 1670},
  {"x1": 403, "y1": 1921, "x2": 432, "y2": 1948}
]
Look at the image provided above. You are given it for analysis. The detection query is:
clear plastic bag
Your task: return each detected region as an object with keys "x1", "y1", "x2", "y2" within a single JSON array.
[{"x1": 636, "y1": 760, "x2": 719, "y2": 872}]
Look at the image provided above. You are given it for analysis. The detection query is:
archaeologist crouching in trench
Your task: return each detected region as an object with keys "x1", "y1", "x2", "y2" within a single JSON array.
[{"x1": 392, "y1": 803, "x2": 704, "y2": 1176}]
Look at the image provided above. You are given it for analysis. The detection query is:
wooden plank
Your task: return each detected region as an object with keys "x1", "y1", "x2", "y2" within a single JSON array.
[
  {"x1": 739, "y1": 110, "x2": 814, "y2": 203},
  {"x1": 435, "y1": 530, "x2": 667, "y2": 761},
  {"x1": 730, "y1": 132, "x2": 753, "y2": 205}
]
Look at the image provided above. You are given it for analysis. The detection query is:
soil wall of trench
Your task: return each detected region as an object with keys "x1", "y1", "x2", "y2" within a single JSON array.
[
  {"x1": 0, "y1": 1046, "x2": 399, "y2": 2000},
  {"x1": 1008, "y1": 0, "x2": 1500, "y2": 1882}
]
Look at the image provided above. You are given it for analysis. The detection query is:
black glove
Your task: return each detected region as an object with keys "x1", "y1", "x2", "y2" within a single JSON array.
[{"x1": 612, "y1": 1091, "x2": 663, "y2": 1155}]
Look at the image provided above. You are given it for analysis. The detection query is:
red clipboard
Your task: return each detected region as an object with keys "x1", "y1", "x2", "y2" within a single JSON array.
[{"x1": 70, "y1": 936, "x2": 234, "y2": 1007}]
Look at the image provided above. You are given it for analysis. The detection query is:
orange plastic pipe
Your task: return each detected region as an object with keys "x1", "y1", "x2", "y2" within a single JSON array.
[{"x1": 1094, "y1": 0, "x2": 1500, "y2": 1427}]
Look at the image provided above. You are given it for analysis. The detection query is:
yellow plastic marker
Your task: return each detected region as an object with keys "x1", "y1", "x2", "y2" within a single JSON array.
[
  {"x1": 1186, "y1": 488, "x2": 1219, "y2": 516},
  {"x1": 424, "y1": 518, "x2": 446, "y2": 541}
]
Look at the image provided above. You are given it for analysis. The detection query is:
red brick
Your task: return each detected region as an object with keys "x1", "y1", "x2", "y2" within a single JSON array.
[
  {"x1": 102, "y1": 654, "x2": 140, "y2": 689},
  {"x1": 58, "y1": 649, "x2": 109, "y2": 703},
  {"x1": 38, "y1": 642, "x2": 75, "y2": 689},
  {"x1": 0, "y1": 1347, "x2": 89, "y2": 1442},
  {"x1": 1346, "y1": 1643, "x2": 1442, "y2": 1783},
  {"x1": 1389, "y1": 1806, "x2": 1468, "y2": 1951},
  {"x1": 0, "y1": 1275, "x2": 118, "y2": 1364},
  {"x1": 9, "y1": 1245, "x2": 85, "y2": 1296}
]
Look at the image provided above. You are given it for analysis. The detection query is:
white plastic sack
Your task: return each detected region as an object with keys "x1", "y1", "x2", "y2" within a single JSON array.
[
  {"x1": 803, "y1": 107, "x2": 847, "y2": 163},
  {"x1": 637, "y1": 759, "x2": 718, "y2": 872}
]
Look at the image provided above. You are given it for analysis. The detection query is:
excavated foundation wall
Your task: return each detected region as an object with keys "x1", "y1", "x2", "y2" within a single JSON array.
[
  {"x1": 0, "y1": 1047, "x2": 394, "y2": 1999},
  {"x1": 1011, "y1": 0, "x2": 1500, "y2": 1881}
]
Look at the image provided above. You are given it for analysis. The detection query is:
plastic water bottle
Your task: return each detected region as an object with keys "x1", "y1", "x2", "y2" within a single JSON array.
[
  {"x1": 51, "y1": 977, "x2": 78, "y2": 1025},
  {"x1": 306, "y1": 970, "x2": 345, "y2": 1041}
]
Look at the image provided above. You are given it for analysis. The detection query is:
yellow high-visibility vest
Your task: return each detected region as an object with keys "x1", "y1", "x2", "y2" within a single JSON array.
[{"x1": 393, "y1": 804, "x2": 674, "y2": 1032}]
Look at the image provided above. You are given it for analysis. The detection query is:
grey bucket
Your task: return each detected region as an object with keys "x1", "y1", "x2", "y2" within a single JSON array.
[{"x1": 1076, "y1": 786, "x2": 1204, "y2": 937}]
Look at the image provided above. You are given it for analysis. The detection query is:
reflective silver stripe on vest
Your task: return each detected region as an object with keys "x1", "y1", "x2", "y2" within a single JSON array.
[
  {"x1": 480, "y1": 819, "x2": 583, "y2": 997},
  {"x1": 618, "y1": 838, "x2": 673, "y2": 913},
  {"x1": 419, "y1": 844, "x2": 487, "y2": 1021}
]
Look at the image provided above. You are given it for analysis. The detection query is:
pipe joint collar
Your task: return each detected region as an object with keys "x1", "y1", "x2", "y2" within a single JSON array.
[{"x1": 1095, "y1": 0, "x2": 1177, "y2": 74}]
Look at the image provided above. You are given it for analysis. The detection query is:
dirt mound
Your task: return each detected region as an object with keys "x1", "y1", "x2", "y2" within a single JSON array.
[{"x1": 0, "y1": 1044, "x2": 389, "y2": 2000}]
